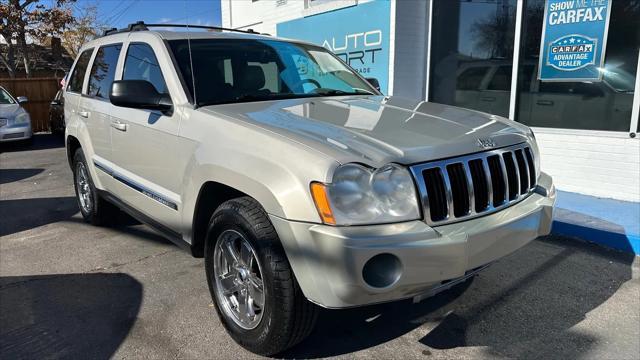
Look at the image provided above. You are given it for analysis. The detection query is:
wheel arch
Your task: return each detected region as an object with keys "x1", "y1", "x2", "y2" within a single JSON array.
[
  {"x1": 190, "y1": 181, "x2": 252, "y2": 257},
  {"x1": 66, "y1": 135, "x2": 82, "y2": 168}
]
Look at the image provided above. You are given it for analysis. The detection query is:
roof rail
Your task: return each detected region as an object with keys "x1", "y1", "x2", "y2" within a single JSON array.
[{"x1": 101, "y1": 21, "x2": 267, "y2": 37}]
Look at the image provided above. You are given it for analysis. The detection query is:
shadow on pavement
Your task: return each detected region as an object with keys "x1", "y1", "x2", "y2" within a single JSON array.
[
  {"x1": 283, "y1": 236, "x2": 634, "y2": 359},
  {"x1": 0, "y1": 273, "x2": 142, "y2": 359},
  {"x1": 0, "y1": 133, "x2": 64, "y2": 153},
  {"x1": 0, "y1": 168, "x2": 44, "y2": 184},
  {"x1": 0, "y1": 196, "x2": 78, "y2": 237}
]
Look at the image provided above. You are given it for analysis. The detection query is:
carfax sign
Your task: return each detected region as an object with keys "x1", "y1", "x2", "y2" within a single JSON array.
[
  {"x1": 538, "y1": 0, "x2": 612, "y2": 81},
  {"x1": 276, "y1": 1, "x2": 390, "y2": 93}
]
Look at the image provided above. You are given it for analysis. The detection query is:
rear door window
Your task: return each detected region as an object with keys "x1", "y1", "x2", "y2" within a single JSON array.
[
  {"x1": 87, "y1": 44, "x2": 122, "y2": 99},
  {"x1": 67, "y1": 49, "x2": 93, "y2": 93}
]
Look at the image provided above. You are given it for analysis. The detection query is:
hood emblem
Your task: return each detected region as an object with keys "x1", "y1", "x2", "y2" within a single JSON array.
[{"x1": 477, "y1": 138, "x2": 496, "y2": 149}]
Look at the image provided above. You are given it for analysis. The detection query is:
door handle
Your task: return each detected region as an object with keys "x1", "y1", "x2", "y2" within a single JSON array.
[
  {"x1": 481, "y1": 96, "x2": 496, "y2": 102},
  {"x1": 536, "y1": 100, "x2": 554, "y2": 106},
  {"x1": 78, "y1": 111, "x2": 89, "y2": 118},
  {"x1": 111, "y1": 120, "x2": 127, "y2": 132}
]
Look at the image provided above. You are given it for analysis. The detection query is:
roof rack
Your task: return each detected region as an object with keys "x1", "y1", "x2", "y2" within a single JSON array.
[{"x1": 102, "y1": 21, "x2": 267, "y2": 37}]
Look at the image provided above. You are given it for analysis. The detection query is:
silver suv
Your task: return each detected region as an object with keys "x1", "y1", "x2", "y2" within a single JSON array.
[{"x1": 64, "y1": 22, "x2": 556, "y2": 355}]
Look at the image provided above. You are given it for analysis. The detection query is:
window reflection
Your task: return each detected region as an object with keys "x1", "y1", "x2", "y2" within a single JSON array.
[
  {"x1": 516, "y1": 0, "x2": 639, "y2": 131},
  {"x1": 430, "y1": 0, "x2": 516, "y2": 117}
]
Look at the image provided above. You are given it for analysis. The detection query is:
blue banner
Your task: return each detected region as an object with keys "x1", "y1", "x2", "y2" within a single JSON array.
[
  {"x1": 538, "y1": 0, "x2": 612, "y2": 81},
  {"x1": 276, "y1": 1, "x2": 390, "y2": 93}
]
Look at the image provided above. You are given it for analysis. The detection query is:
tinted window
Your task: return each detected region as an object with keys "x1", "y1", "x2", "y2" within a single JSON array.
[
  {"x1": 429, "y1": 0, "x2": 517, "y2": 117},
  {"x1": 123, "y1": 43, "x2": 168, "y2": 94},
  {"x1": 458, "y1": 67, "x2": 488, "y2": 91},
  {"x1": 488, "y1": 66, "x2": 512, "y2": 91},
  {"x1": 68, "y1": 49, "x2": 93, "y2": 93},
  {"x1": 516, "y1": 0, "x2": 638, "y2": 131},
  {"x1": 87, "y1": 44, "x2": 122, "y2": 99}
]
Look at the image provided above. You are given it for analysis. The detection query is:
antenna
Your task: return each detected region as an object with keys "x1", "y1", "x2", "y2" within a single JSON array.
[{"x1": 184, "y1": 1, "x2": 197, "y2": 108}]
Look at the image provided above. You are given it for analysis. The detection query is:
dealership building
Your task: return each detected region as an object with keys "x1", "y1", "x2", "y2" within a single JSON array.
[{"x1": 221, "y1": 0, "x2": 639, "y2": 253}]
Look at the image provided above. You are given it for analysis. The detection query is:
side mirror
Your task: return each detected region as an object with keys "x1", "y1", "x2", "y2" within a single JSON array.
[
  {"x1": 110, "y1": 80, "x2": 173, "y2": 115},
  {"x1": 365, "y1": 77, "x2": 381, "y2": 92},
  {"x1": 17, "y1": 96, "x2": 28, "y2": 104}
]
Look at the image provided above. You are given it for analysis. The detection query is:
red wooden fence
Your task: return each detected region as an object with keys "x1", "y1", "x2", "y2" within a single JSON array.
[{"x1": 0, "y1": 77, "x2": 62, "y2": 132}]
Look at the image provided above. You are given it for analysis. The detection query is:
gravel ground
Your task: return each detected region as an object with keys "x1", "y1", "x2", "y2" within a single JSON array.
[{"x1": 1, "y1": 134, "x2": 639, "y2": 359}]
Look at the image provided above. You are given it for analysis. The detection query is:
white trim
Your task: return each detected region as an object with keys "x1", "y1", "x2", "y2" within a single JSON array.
[
  {"x1": 630, "y1": 48, "x2": 640, "y2": 135},
  {"x1": 424, "y1": 0, "x2": 433, "y2": 101},
  {"x1": 531, "y1": 127, "x2": 632, "y2": 139},
  {"x1": 388, "y1": 0, "x2": 396, "y2": 95},
  {"x1": 509, "y1": 0, "x2": 524, "y2": 120}
]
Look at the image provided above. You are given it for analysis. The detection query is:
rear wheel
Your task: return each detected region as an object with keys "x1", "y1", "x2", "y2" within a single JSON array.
[
  {"x1": 72, "y1": 148, "x2": 117, "y2": 225},
  {"x1": 205, "y1": 197, "x2": 317, "y2": 356}
]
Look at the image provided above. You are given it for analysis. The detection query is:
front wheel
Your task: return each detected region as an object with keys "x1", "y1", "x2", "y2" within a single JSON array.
[{"x1": 205, "y1": 197, "x2": 318, "y2": 356}]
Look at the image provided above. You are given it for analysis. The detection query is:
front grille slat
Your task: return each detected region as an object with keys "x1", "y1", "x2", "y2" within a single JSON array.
[
  {"x1": 442, "y1": 167, "x2": 455, "y2": 220},
  {"x1": 487, "y1": 155, "x2": 506, "y2": 206},
  {"x1": 446, "y1": 163, "x2": 470, "y2": 217},
  {"x1": 422, "y1": 168, "x2": 448, "y2": 222},
  {"x1": 468, "y1": 159, "x2": 489, "y2": 212},
  {"x1": 524, "y1": 147, "x2": 536, "y2": 189},
  {"x1": 515, "y1": 149, "x2": 529, "y2": 194},
  {"x1": 503, "y1": 152, "x2": 519, "y2": 200},
  {"x1": 411, "y1": 143, "x2": 537, "y2": 226}
]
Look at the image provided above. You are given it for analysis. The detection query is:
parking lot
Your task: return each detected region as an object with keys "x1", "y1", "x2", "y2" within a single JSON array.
[{"x1": 1, "y1": 134, "x2": 639, "y2": 359}]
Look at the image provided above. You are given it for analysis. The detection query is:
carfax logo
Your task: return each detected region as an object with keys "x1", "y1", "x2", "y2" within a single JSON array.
[{"x1": 547, "y1": 34, "x2": 597, "y2": 71}]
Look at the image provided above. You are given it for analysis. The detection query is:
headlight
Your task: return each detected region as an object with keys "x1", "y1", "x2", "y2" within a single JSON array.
[
  {"x1": 14, "y1": 112, "x2": 30, "y2": 125},
  {"x1": 310, "y1": 163, "x2": 420, "y2": 225}
]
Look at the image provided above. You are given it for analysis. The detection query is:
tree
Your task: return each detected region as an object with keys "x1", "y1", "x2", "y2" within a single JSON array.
[
  {"x1": 0, "y1": 0, "x2": 75, "y2": 78},
  {"x1": 61, "y1": 4, "x2": 103, "y2": 58}
]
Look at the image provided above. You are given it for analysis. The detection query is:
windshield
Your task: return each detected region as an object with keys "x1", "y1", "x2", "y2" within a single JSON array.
[
  {"x1": 168, "y1": 39, "x2": 379, "y2": 106},
  {"x1": 0, "y1": 88, "x2": 16, "y2": 105}
]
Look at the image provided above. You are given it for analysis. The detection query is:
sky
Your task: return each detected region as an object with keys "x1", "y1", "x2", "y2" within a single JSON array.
[{"x1": 73, "y1": 0, "x2": 222, "y2": 29}]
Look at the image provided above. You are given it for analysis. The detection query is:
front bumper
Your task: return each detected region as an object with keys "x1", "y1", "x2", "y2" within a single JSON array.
[
  {"x1": 0, "y1": 123, "x2": 32, "y2": 142},
  {"x1": 271, "y1": 172, "x2": 556, "y2": 309}
]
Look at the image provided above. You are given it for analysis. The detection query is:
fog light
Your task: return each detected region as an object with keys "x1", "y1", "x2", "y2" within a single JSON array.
[{"x1": 362, "y1": 253, "x2": 402, "y2": 288}]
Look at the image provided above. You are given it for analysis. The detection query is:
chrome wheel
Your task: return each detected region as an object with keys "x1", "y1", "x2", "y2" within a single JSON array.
[
  {"x1": 75, "y1": 162, "x2": 92, "y2": 213},
  {"x1": 213, "y1": 229, "x2": 265, "y2": 330}
]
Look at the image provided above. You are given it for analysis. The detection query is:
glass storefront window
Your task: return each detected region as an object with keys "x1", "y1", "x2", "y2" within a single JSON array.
[
  {"x1": 429, "y1": 0, "x2": 517, "y2": 117},
  {"x1": 516, "y1": 0, "x2": 639, "y2": 131}
]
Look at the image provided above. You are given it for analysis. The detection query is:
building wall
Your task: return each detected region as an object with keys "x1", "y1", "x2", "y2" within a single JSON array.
[
  {"x1": 221, "y1": 0, "x2": 362, "y2": 35},
  {"x1": 536, "y1": 130, "x2": 640, "y2": 202},
  {"x1": 391, "y1": 0, "x2": 428, "y2": 100}
]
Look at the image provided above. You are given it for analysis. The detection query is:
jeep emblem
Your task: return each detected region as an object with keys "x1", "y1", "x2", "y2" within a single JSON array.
[{"x1": 477, "y1": 138, "x2": 496, "y2": 149}]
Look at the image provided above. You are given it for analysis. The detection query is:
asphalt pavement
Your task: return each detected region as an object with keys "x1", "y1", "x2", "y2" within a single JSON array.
[{"x1": 1, "y1": 134, "x2": 639, "y2": 359}]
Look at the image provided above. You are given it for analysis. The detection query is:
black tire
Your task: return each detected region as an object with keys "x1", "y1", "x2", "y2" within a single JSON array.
[
  {"x1": 204, "y1": 197, "x2": 318, "y2": 356},
  {"x1": 72, "y1": 148, "x2": 118, "y2": 225}
]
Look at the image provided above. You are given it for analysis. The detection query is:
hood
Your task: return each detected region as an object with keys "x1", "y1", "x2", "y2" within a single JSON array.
[
  {"x1": 201, "y1": 95, "x2": 533, "y2": 167},
  {"x1": 0, "y1": 104, "x2": 22, "y2": 119}
]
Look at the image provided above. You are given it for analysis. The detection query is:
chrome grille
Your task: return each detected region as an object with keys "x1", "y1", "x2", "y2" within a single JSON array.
[{"x1": 410, "y1": 143, "x2": 537, "y2": 226}]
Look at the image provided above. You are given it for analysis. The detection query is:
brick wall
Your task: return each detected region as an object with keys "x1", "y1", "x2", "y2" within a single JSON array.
[{"x1": 535, "y1": 130, "x2": 640, "y2": 202}]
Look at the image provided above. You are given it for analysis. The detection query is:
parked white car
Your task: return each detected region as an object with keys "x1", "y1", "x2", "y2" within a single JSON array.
[
  {"x1": 0, "y1": 86, "x2": 32, "y2": 143},
  {"x1": 64, "y1": 22, "x2": 556, "y2": 355}
]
